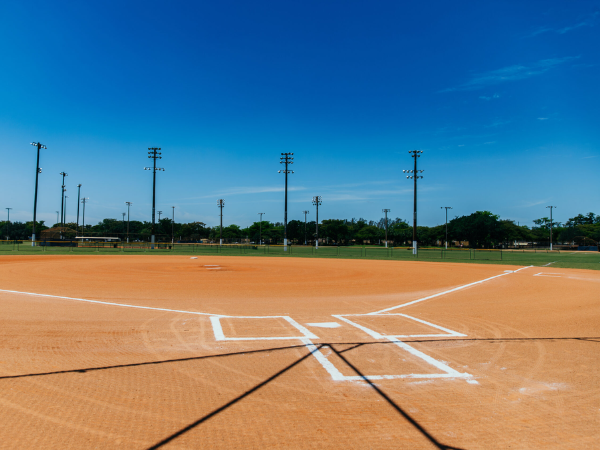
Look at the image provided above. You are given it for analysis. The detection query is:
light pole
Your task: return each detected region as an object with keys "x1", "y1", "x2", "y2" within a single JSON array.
[
  {"x1": 546, "y1": 206, "x2": 557, "y2": 251},
  {"x1": 312, "y1": 196, "x2": 322, "y2": 249},
  {"x1": 257, "y1": 212, "x2": 265, "y2": 245},
  {"x1": 171, "y1": 206, "x2": 175, "y2": 244},
  {"x1": 81, "y1": 198, "x2": 89, "y2": 238},
  {"x1": 64, "y1": 196, "x2": 69, "y2": 226},
  {"x1": 382, "y1": 209, "x2": 390, "y2": 248},
  {"x1": 145, "y1": 147, "x2": 164, "y2": 249},
  {"x1": 5, "y1": 208, "x2": 11, "y2": 240},
  {"x1": 441, "y1": 206, "x2": 452, "y2": 249},
  {"x1": 278, "y1": 153, "x2": 294, "y2": 251},
  {"x1": 59, "y1": 172, "x2": 68, "y2": 227},
  {"x1": 122, "y1": 213, "x2": 126, "y2": 238},
  {"x1": 30, "y1": 142, "x2": 46, "y2": 246},
  {"x1": 76, "y1": 184, "x2": 82, "y2": 232},
  {"x1": 56, "y1": 211, "x2": 59, "y2": 225},
  {"x1": 404, "y1": 150, "x2": 424, "y2": 255},
  {"x1": 125, "y1": 202, "x2": 132, "y2": 243},
  {"x1": 302, "y1": 210, "x2": 309, "y2": 245},
  {"x1": 217, "y1": 199, "x2": 225, "y2": 245}
]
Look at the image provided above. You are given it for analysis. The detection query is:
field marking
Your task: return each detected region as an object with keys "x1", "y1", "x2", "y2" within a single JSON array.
[
  {"x1": 542, "y1": 261, "x2": 557, "y2": 267},
  {"x1": 306, "y1": 322, "x2": 341, "y2": 328},
  {"x1": 369, "y1": 265, "x2": 533, "y2": 315},
  {"x1": 210, "y1": 315, "x2": 318, "y2": 341},
  {"x1": 533, "y1": 272, "x2": 564, "y2": 278}
]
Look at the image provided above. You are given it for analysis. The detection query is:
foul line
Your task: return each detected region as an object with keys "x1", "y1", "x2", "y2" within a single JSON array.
[{"x1": 368, "y1": 266, "x2": 533, "y2": 315}]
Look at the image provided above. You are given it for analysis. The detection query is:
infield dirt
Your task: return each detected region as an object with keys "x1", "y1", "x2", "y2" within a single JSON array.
[{"x1": 0, "y1": 255, "x2": 598, "y2": 449}]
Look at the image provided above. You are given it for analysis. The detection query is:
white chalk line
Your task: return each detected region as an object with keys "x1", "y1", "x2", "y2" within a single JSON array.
[{"x1": 369, "y1": 265, "x2": 533, "y2": 315}]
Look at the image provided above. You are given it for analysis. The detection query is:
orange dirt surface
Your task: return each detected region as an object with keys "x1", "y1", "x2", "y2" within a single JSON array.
[{"x1": 0, "y1": 255, "x2": 598, "y2": 449}]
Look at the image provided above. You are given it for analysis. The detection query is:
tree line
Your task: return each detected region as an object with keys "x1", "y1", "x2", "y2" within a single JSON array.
[{"x1": 0, "y1": 211, "x2": 598, "y2": 248}]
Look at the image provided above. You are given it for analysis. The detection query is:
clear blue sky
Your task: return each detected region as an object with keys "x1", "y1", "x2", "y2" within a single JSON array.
[{"x1": 1, "y1": 0, "x2": 598, "y2": 228}]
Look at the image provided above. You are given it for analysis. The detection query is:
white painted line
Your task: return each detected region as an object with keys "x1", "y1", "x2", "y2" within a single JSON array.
[
  {"x1": 300, "y1": 339, "x2": 345, "y2": 381},
  {"x1": 388, "y1": 338, "x2": 465, "y2": 376},
  {"x1": 205, "y1": 268, "x2": 221, "y2": 270},
  {"x1": 210, "y1": 315, "x2": 318, "y2": 341},
  {"x1": 190, "y1": 257, "x2": 198, "y2": 259},
  {"x1": 542, "y1": 261, "x2": 557, "y2": 267},
  {"x1": 0, "y1": 288, "x2": 216, "y2": 316},
  {"x1": 210, "y1": 316, "x2": 225, "y2": 340},
  {"x1": 533, "y1": 272, "x2": 564, "y2": 277},
  {"x1": 332, "y1": 315, "x2": 382, "y2": 339},
  {"x1": 204, "y1": 265, "x2": 220, "y2": 266},
  {"x1": 369, "y1": 266, "x2": 533, "y2": 315},
  {"x1": 306, "y1": 322, "x2": 341, "y2": 328}
]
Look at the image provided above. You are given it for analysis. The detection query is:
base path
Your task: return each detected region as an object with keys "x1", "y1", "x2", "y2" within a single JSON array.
[{"x1": 0, "y1": 255, "x2": 598, "y2": 449}]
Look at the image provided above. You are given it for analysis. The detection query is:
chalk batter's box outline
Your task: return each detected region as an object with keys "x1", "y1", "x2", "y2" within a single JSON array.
[{"x1": 210, "y1": 315, "x2": 318, "y2": 341}]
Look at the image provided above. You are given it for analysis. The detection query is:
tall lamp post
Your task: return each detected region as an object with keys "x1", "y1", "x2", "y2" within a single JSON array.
[
  {"x1": 312, "y1": 196, "x2": 322, "y2": 249},
  {"x1": 257, "y1": 212, "x2": 265, "y2": 245},
  {"x1": 76, "y1": 184, "x2": 82, "y2": 232},
  {"x1": 56, "y1": 211, "x2": 59, "y2": 225},
  {"x1": 382, "y1": 209, "x2": 390, "y2": 248},
  {"x1": 217, "y1": 199, "x2": 225, "y2": 245},
  {"x1": 145, "y1": 147, "x2": 164, "y2": 249},
  {"x1": 64, "y1": 196, "x2": 68, "y2": 226},
  {"x1": 546, "y1": 206, "x2": 557, "y2": 251},
  {"x1": 30, "y1": 142, "x2": 46, "y2": 246},
  {"x1": 279, "y1": 153, "x2": 294, "y2": 252},
  {"x1": 122, "y1": 213, "x2": 126, "y2": 238},
  {"x1": 59, "y1": 172, "x2": 68, "y2": 226},
  {"x1": 125, "y1": 202, "x2": 132, "y2": 243},
  {"x1": 5, "y1": 208, "x2": 12, "y2": 240},
  {"x1": 404, "y1": 150, "x2": 424, "y2": 255},
  {"x1": 302, "y1": 210, "x2": 309, "y2": 245},
  {"x1": 441, "y1": 206, "x2": 452, "y2": 249},
  {"x1": 81, "y1": 198, "x2": 89, "y2": 238},
  {"x1": 171, "y1": 206, "x2": 175, "y2": 244}
]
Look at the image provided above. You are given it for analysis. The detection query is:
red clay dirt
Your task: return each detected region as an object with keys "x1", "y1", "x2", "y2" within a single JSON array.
[{"x1": 0, "y1": 255, "x2": 598, "y2": 449}]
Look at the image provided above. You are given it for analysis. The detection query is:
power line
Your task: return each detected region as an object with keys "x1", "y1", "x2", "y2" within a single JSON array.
[{"x1": 125, "y1": 202, "x2": 133, "y2": 243}]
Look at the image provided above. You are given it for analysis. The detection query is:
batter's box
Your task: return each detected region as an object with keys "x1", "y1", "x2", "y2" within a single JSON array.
[
  {"x1": 332, "y1": 313, "x2": 466, "y2": 339},
  {"x1": 210, "y1": 315, "x2": 318, "y2": 341}
]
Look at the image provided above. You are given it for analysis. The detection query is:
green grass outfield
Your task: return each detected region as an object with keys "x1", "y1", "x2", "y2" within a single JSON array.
[{"x1": 1, "y1": 241, "x2": 599, "y2": 270}]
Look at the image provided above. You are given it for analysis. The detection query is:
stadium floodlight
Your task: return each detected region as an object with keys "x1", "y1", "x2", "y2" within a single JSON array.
[
  {"x1": 441, "y1": 207, "x2": 453, "y2": 249},
  {"x1": 279, "y1": 152, "x2": 294, "y2": 251},
  {"x1": 76, "y1": 184, "x2": 82, "y2": 233},
  {"x1": 59, "y1": 172, "x2": 68, "y2": 229},
  {"x1": 30, "y1": 142, "x2": 47, "y2": 246},
  {"x1": 405, "y1": 150, "x2": 424, "y2": 255},
  {"x1": 546, "y1": 206, "x2": 557, "y2": 251},
  {"x1": 80, "y1": 198, "x2": 89, "y2": 238},
  {"x1": 217, "y1": 199, "x2": 225, "y2": 245},
  {"x1": 257, "y1": 212, "x2": 265, "y2": 245},
  {"x1": 302, "y1": 210, "x2": 309, "y2": 245},
  {"x1": 382, "y1": 209, "x2": 391, "y2": 248},
  {"x1": 145, "y1": 147, "x2": 163, "y2": 249},
  {"x1": 312, "y1": 196, "x2": 322, "y2": 249},
  {"x1": 5, "y1": 208, "x2": 12, "y2": 240},
  {"x1": 125, "y1": 202, "x2": 133, "y2": 243}
]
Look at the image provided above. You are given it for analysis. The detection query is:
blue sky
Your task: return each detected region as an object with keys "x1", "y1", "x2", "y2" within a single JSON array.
[{"x1": 1, "y1": 0, "x2": 598, "y2": 228}]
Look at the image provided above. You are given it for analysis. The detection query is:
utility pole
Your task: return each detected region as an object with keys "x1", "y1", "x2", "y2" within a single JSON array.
[
  {"x1": 5, "y1": 208, "x2": 12, "y2": 240},
  {"x1": 60, "y1": 172, "x2": 68, "y2": 227},
  {"x1": 76, "y1": 184, "x2": 82, "y2": 232},
  {"x1": 279, "y1": 153, "x2": 294, "y2": 251},
  {"x1": 404, "y1": 150, "x2": 424, "y2": 255},
  {"x1": 64, "y1": 196, "x2": 68, "y2": 226},
  {"x1": 56, "y1": 211, "x2": 59, "y2": 225},
  {"x1": 257, "y1": 212, "x2": 265, "y2": 245},
  {"x1": 546, "y1": 206, "x2": 557, "y2": 251},
  {"x1": 441, "y1": 206, "x2": 452, "y2": 249},
  {"x1": 158, "y1": 211, "x2": 162, "y2": 222},
  {"x1": 382, "y1": 209, "x2": 390, "y2": 248},
  {"x1": 217, "y1": 199, "x2": 225, "y2": 245},
  {"x1": 125, "y1": 202, "x2": 132, "y2": 243},
  {"x1": 145, "y1": 147, "x2": 164, "y2": 249},
  {"x1": 171, "y1": 206, "x2": 175, "y2": 244},
  {"x1": 81, "y1": 198, "x2": 89, "y2": 238},
  {"x1": 30, "y1": 142, "x2": 46, "y2": 246},
  {"x1": 302, "y1": 210, "x2": 309, "y2": 245},
  {"x1": 312, "y1": 196, "x2": 322, "y2": 249},
  {"x1": 122, "y1": 212, "x2": 126, "y2": 237}
]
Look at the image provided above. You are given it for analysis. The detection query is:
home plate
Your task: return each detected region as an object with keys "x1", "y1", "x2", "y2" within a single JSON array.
[
  {"x1": 306, "y1": 322, "x2": 341, "y2": 328},
  {"x1": 190, "y1": 257, "x2": 198, "y2": 259}
]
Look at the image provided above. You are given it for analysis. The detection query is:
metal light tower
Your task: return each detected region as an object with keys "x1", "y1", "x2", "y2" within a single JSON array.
[
  {"x1": 217, "y1": 199, "x2": 225, "y2": 245},
  {"x1": 441, "y1": 206, "x2": 452, "y2": 249},
  {"x1": 158, "y1": 211, "x2": 162, "y2": 222},
  {"x1": 145, "y1": 147, "x2": 164, "y2": 249},
  {"x1": 64, "y1": 196, "x2": 68, "y2": 225},
  {"x1": 59, "y1": 172, "x2": 68, "y2": 227},
  {"x1": 76, "y1": 184, "x2": 82, "y2": 232},
  {"x1": 171, "y1": 206, "x2": 175, "y2": 244},
  {"x1": 125, "y1": 202, "x2": 132, "y2": 243},
  {"x1": 382, "y1": 209, "x2": 390, "y2": 248},
  {"x1": 404, "y1": 150, "x2": 424, "y2": 255},
  {"x1": 81, "y1": 198, "x2": 89, "y2": 237},
  {"x1": 312, "y1": 196, "x2": 322, "y2": 249},
  {"x1": 302, "y1": 210, "x2": 309, "y2": 245},
  {"x1": 546, "y1": 206, "x2": 557, "y2": 251},
  {"x1": 257, "y1": 212, "x2": 265, "y2": 245},
  {"x1": 279, "y1": 153, "x2": 294, "y2": 251},
  {"x1": 5, "y1": 208, "x2": 11, "y2": 240},
  {"x1": 30, "y1": 142, "x2": 46, "y2": 246},
  {"x1": 122, "y1": 212, "x2": 126, "y2": 236},
  {"x1": 56, "y1": 211, "x2": 59, "y2": 225}
]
